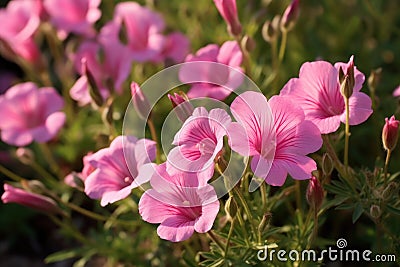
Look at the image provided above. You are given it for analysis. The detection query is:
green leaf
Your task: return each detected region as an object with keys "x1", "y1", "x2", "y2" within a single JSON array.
[
  {"x1": 45, "y1": 249, "x2": 84, "y2": 263},
  {"x1": 386, "y1": 204, "x2": 400, "y2": 216},
  {"x1": 352, "y1": 203, "x2": 364, "y2": 223}
]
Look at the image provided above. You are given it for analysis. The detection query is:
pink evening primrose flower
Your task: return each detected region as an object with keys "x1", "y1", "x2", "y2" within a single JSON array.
[
  {"x1": 0, "y1": 82, "x2": 65, "y2": 146},
  {"x1": 228, "y1": 92, "x2": 322, "y2": 186},
  {"x1": 84, "y1": 136, "x2": 156, "y2": 206},
  {"x1": 111, "y1": 2, "x2": 166, "y2": 62},
  {"x1": 44, "y1": 0, "x2": 101, "y2": 39},
  {"x1": 161, "y1": 32, "x2": 190, "y2": 63},
  {"x1": 0, "y1": 0, "x2": 41, "y2": 63},
  {"x1": 213, "y1": 0, "x2": 242, "y2": 36},
  {"x1": 2, "y1": 184, "x2": 60, "y2": 214},
  {"x1": 139, "y1": 163, "x2": 220, "y2": 242},
  {"x1": 280, "y1": 59, "x2": 373, "y2": 134},
  {"x1": 167, "y1": 107, "x2": 232, "y2": 181},
  {"x1": 179, "y1": 41, "x2": 243, "y2": 100}
]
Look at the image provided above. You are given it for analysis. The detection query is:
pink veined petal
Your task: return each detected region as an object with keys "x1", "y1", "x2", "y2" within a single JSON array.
[
  {"x1": 194, "y1": 200, "x2": 220, "y2": 233},
  {"x1": 133, "y1": 138, "x2": 157, "y2": 168},
  {"x1": 227, "y1": 122, "x2": 255, "y2": 156},
  {"x1": 100, "y1": 185, "x2": 133, "y2": 207},
  {"x1": 251, "y1": 154, "x2": 274, "y2": 179},
  {"x1": 282, "y1": 120, "x2": 323, "y2": 155},
  {"x1": 285, "y1": 155, "x2": 317, "y2": 181},
  {"x1": 264, "y1": 161, "x2": 289, "y2": 186},
  {"x1": 157, "y1": 215, "x2": 195, "y2": 242},
  {"x1": 341, "y1": 91, "x2": 373, "y2": 126},
  {"x1": 306, "y1": 114, "x2": 341, "y2": 135},
  {"x1": 230, "y1": 91, "x2": 275, "y2": 157},
  {"x1": 208, "y1": 108, "x2": 231, "y2": 138},
  {"x1": 132, "y1": 163, "x2": 156, "y2": 187},
  {"x1": 84, "y1": 168, "x2": 128, "y2": 200},
  {"x1": 139, "y1": 190, "x2": 175, "y2": 223}
]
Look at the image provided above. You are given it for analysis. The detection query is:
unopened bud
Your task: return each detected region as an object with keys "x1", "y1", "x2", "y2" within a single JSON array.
[
  {"x1": 101, "y1": 98, "x2": 114, "y2": 127},
  {"x1": 241, "y1": 35, "x2": 256, "y2": 53},
  {"x1": 368, "y1": 68, "x2": 382, "y2": 92},
  {"x1": 21, "y1": 180, "x2": 46, "y2": 194},
  {"x1": 280, "y1": 0, "x2": 300, "y2": 32},
  {"x1": 382, "y1": 182, "x2": 398, "y2": 201},
  {"x1": 224, "y1": 196, "x2": 238, "y2": 220},
  {"x1": 213, "y1": 0, "x2": 242, "y2": 36},
  {"x1": 131, "y1": 82, "x2": 151, "y2": 120},
  {"x1": 258, "y1": 212, "x2": 272, "y2": 234},
  {"x1": 370, "y1": 204, "x2": 381, "y2": 219},
  {"x1": 321, "y1": 153, "x2": 333, "y2": 176},
  {"x1": 382, "y1": 115, "x2": 399, "y2": 151},
  {"x1": 15, "y1": 147, "x2": 35, "y2": 165},
  {"x1": 306, "y1": 176, "x2": 324, "y2": 211},
  {"x1": 262, "y1": 16, "x2": 280, "y2": 43},
  {"x1": 82, "y1": 58, "x2": 104, "y2": 107},
  {"x1": 339, "y1": 56, "x2": 355, "y2": 99},
  {"x1": 168, "y1": 92, "x2": 194, "y2": 122}
]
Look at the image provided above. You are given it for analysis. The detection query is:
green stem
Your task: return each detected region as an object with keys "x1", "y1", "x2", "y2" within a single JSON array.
[
  {"x1": 50, "y1": 215, "x2": 89, "y2": 245},
  {"x1": 384, "y1": 149, "x2": 392, "y2": 187},
  {"x1": 0, "y1": 165, "x2": 24, "y2": 182},
  {"x1": 207, "y1": 231, "x2": 225, "y2": 252},
  {"x1": 147, "y1": 116, "x2": 162, "y2": 163},
  {"x1": 344, "y1": 97, "x2": 350, "y2": 170},
  {"x1": 295, "y1": 180, "x2": 301, "y2": 211},
  {"x1": 233, "y1": 186, "x2": 257, "y2": 237},
  {"x1": 260, "y1": 182, "x2": 268, "y2": 213},
  {"x1": 224, "y1": 218, "x2": 235, "y2": 257},
  {"x1": 37, "y1": 143, "x2": 61, "y2": 177},
  {"x1": 278, "y1": 30, "x2": 288, "y2": 63}
]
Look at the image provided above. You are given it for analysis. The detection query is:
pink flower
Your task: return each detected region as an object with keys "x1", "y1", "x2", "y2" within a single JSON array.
[
  {"x1": 280, "y1": 60, "x2": 373, "y2": 134},
  {"x1": 112, "y1": 2, "x2": 166, "y2": 62},
  {"x1": 179, "y1": 41, "x2": 243, "y2": 100},
  {"x1": 167, "y1": 107, "x2": 231, "y2": 181},
  {"x1": 392, "y1": 85, "x2": 400, "y2": 97},
  {"x1": 138, "y1": 163, "x2": 220, "y2": 242},
  {"x1": 162, "y1": 32, "x2": 190, "y2": 63},
  {"x1": 84, "y1": 136, "x2": 156, "y2": 206},
  {"x1": 213, "y1": 0, "x2": 242, "y2": 36},
  {"x1": 0, "y1": 0, "x2": 41, "y2": 62},
  {"x1": 228, "y1": 92, "x2": 322, "y2": 186},
  {"x1": 64, "y1": 152, "x2": 95, "y2": 187},
  {"x1": 382, "y1": 115, "x2": 399, "y2": 151},
  {"x1": 44, "y1": 0, "x2": 101, "y2": 39},
  {"x1": 131, "y1": 82, "x2": 151, "y2": 121},
  {"x1": 2, "y1": 184, "x2": 60, "y2": 214},
  {"x1": 70, "y1": 38, "x2": 132, "y2": 105},
  {"x1": 0, "y1": 82, "x2": 65, "y2": 146}
]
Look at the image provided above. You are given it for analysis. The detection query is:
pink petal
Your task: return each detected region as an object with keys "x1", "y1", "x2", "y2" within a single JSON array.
[
  {"x1": 194, "y1": 200, "x2": 220, "y2": 233},
  {"x1": 341, "y1": 91, "x2": 373, "y2": 125},
  {"x1": 157, "y1": 216, "x2": 195, "y2": 242},
  {"x1": 264, "y1": 161, "x2": 289, "y2": 186},
  {"x1": 138, "y1": 191, "x2": 174, "y2": 223},
  {"x1": 251, "y1": 154, "x2": 274, "y2": 179},
  {"x1": 100, "y1": 186, "x2": 133, "y2": 207},
  {"x1": 1, "y1": 129, "x2": 33, "y2": 146}
]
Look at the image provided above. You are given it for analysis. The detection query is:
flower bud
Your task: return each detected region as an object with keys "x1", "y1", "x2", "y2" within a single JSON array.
[
  {"x1": 368, "y1": 68, "x2": 382, "y2": 91},
  {"x1": 382, "y1": 181, "x2": 398, "y2": 201},
  {"x1": 280, "y1": 0, "x2": 300, "y2": 32},
  {"x1": 382, "y1": 115, "x2": 399, "y2": 151},
  {"x1": 369, "y1": 204, "x2": 381, "y2": 219},
  {"x1": 131, "y1": 82, "x2": 151, "y2": 121},
  {"x1": 213, "y1": 0, "x2": 242, "y2": 36},
  {"x1": 306, "y1": 176, "x2": 324, "y2": 211},
  {"x1": 21, "y1": 180, "x2": 46, "y2": 194},
  {"x1": 82, "y1": 58, "x2": 104, "y2": 107},
  {"x1": 321, "y1": 153, "x2": 333, "y2": 176},
  {"x1": 258, "y1": 212, "x2": 272, "y2": 234},
  {"x1": 101, "y1": 98, "x2": 114, "y2": 128},
  {"x1": 339, "y1": 56, "x2": 355, "y2": 99},
  {"x1": 15, "y1": 147, "x2": 35, "y2": 165},
  {"x1": 262, "y1": 16, "x2": 280, "y2": 43},
  {"x1": 224, "y1": 196, "x2": 238, "y2": 220},
  {"x1": 168, "y1": 92, "x2": 194, "y2": 122},
  {"x1": 1, "y1": 184, "x2": 61, "y2": 214},
  {"x1": 241, "y1": 35, "x2": 256, "y2": 53}
]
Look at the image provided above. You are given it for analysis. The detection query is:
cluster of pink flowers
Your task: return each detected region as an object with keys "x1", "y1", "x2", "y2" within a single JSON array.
[{"x1": 1, "y1": 0, "x2": 386, "y2": 246}]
